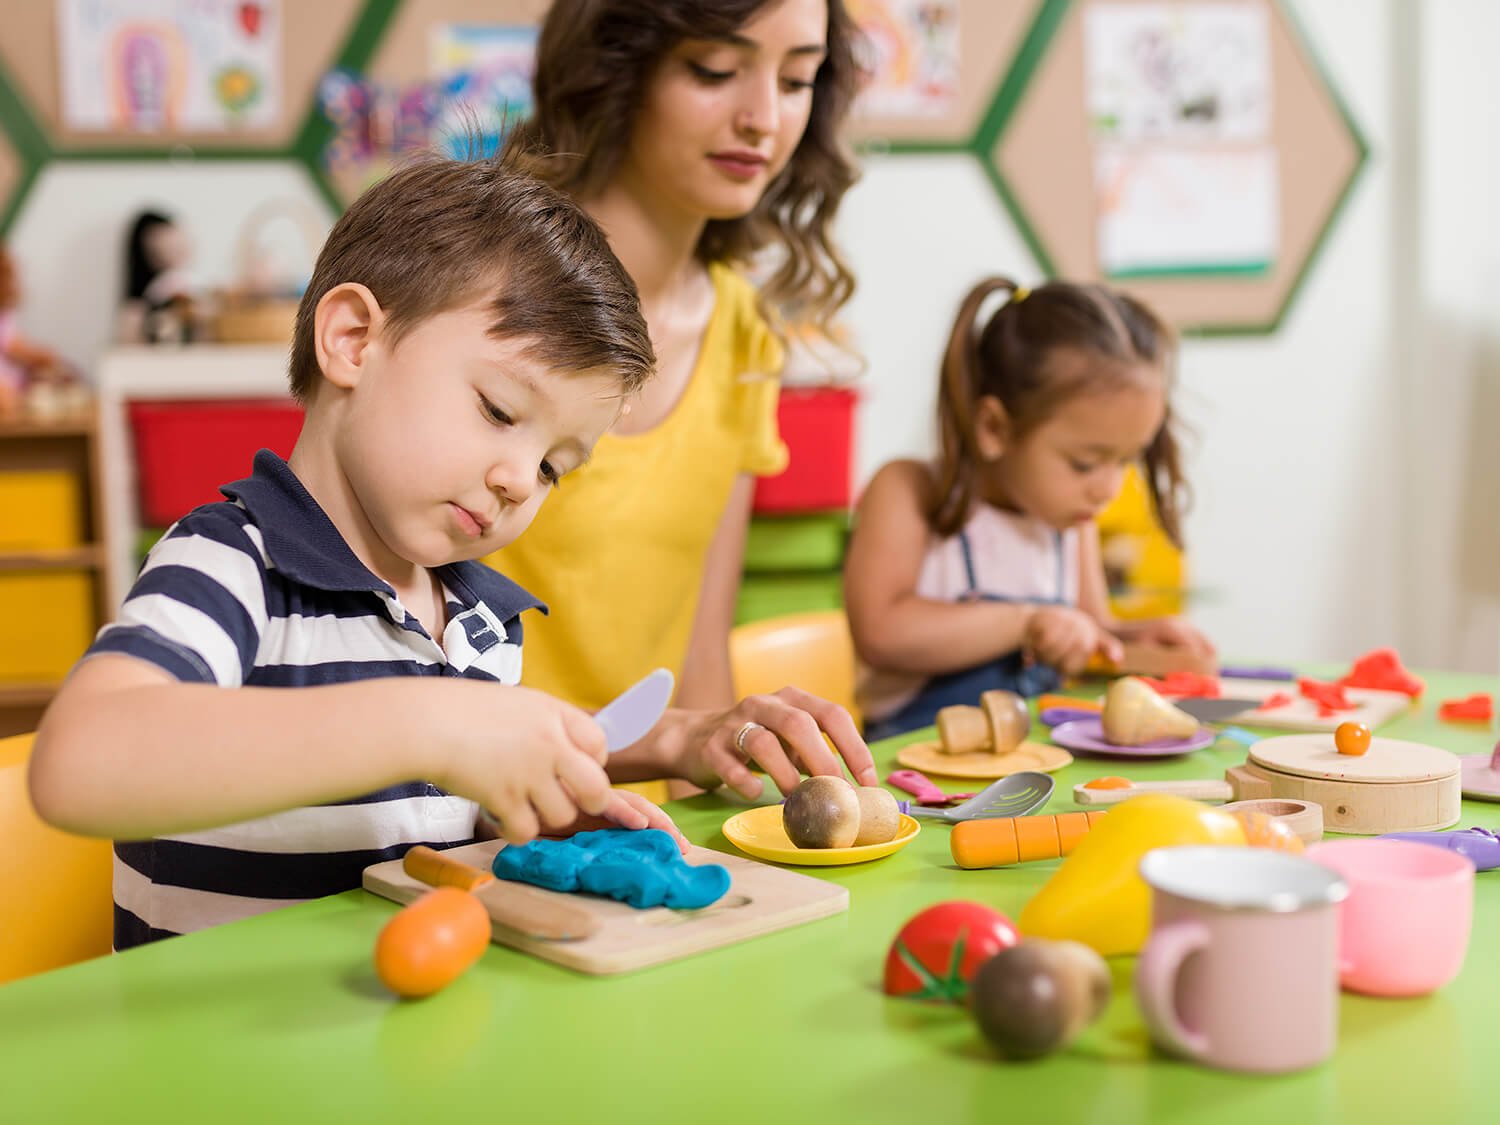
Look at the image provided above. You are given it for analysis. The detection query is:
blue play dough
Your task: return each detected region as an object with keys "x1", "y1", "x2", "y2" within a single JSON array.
[{"x1": 492, "y1": 829, "x2": 731, "y2": 910}]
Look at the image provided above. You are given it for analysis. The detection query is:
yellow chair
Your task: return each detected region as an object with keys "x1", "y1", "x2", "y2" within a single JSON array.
[
  {"x1": 1095, "y1": 464, "x2": 1187, "y2": 620},
  {"x1": 0, "y1": 734, "x2": 113, "y2": 984},
  {"x1": 729, "y1": 609, "x2": 862, "y2": 730}
]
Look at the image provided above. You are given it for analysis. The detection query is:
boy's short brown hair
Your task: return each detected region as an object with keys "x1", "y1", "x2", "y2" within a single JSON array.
[{"x1": 288, "y1": 154, "x2": 654, "y2": 402}]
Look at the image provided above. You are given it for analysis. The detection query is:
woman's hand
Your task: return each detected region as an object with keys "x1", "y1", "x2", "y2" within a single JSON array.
[{"x1": 665, "y1": 687, "x2": 879, "y2": 800}]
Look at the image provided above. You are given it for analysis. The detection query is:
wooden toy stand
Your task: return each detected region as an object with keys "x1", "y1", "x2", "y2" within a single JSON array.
[{"x1": 1075, "y1": 735, "x2": 1461, "y2": 835}]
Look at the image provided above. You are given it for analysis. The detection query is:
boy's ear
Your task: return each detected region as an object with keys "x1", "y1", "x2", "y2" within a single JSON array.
[
  {"x1": 974, "y1": 394, "x2": 1009, "y2": 461},
  {"x1": 314, "y1": 283, "x2": 385, "y2": 390}
]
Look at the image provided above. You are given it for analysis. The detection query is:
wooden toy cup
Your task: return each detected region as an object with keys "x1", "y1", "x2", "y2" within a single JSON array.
[{"x1": 1136, "y1": 846, "x2": 1348, "y2": 1074}]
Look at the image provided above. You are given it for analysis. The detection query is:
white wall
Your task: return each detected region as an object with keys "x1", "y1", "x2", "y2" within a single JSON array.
[
  {"x1": 5, "y1": 1, "x2": 1497, "y2": 671},
  {"x1": 7, "y1": 161, "x2": 333, "y2": 373}
]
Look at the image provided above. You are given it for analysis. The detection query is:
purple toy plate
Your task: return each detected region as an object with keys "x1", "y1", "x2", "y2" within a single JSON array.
[{"x1": 1048, "y1": 718, "x2": 1215, "y2": 758}]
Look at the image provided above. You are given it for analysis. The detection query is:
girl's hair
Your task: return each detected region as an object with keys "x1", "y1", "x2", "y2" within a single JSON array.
[
  {"x1": 931, "y1": 276, "x2": 1187, "y2": 545},
  {"x1": 508, "y1": 0, "x2": 861, "y2": 330},
  {"x1": 125, "y1": 211, "x2": 174, "y2": 302}
]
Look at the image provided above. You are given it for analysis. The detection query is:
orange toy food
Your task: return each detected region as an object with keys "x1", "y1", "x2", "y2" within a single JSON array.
[
  {"x1": 1083, "y1": 776, "x2": 1133, "y2": 790},
  {"x1": 1232, "y1": 809, "x2": 1305, "y2": 854},
  {"x1": 1334, "y1": 721, "x2": 1372, "y2": 757},
  {"x1": 374, "y1": 886, "x2": 491, "y2": 999}
]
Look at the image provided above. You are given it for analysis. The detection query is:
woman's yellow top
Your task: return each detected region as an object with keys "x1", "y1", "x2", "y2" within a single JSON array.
[{"x1": 486, "y1": 262, "x2": 788, "y2": 709}]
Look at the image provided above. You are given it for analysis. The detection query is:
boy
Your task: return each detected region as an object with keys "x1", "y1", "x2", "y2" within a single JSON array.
[{"x1": 28, "y1": 155, "x2": 673, "y2": 949}]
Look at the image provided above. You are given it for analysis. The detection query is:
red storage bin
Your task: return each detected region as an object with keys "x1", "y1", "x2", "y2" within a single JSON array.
[
  {"x1": 753, "y1": 386, "x2": 857, "y2": 514},
  {"x1": 129, "y1": 399, "x2": 305, "y2": 526}
]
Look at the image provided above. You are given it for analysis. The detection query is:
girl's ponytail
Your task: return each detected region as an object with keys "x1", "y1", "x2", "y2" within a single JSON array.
[{"x1": 930, "y1": 277, "x2": 1022, "y2": 536}]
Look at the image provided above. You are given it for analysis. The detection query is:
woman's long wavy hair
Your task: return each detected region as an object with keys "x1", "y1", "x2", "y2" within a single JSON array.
[
  {"x1": 931, "y1": 277, "x2": 1189, "y2": 546},
  {"x1": 507, "y1": 0, "x2": 861, "y2": 329}
]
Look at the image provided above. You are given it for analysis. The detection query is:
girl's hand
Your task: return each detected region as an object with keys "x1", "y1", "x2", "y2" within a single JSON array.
[
  {"x1": 435, "y1": 684, "x2": 613, "y2": 848},
  {"x1": 1025, "y1": 606, "x2": 1123, "y2": 673},
  {"x1": 669, "y1": 688, "x2": 879, "y2": 800},
  {"x1": 1122, "y1": 617, "x2": 1217, "y2": 658}
]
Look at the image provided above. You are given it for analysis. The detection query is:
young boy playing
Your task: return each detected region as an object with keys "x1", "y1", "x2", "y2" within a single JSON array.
[
  {"x1": 23, "y1": 157, "x2": 639, "y2": 949},
  {"x1": 31, "y1": 153, "x2": 876, "y2": 951}
]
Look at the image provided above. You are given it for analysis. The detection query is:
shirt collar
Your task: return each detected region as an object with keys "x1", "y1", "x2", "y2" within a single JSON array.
[{"x1": 221, "y1": 450, "x2": 546, "y2": 621}]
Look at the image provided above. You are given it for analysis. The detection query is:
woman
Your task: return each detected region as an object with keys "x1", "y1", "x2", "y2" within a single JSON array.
[{"x1": 490, "y1": 0, "x2": 871, "y2": 798}]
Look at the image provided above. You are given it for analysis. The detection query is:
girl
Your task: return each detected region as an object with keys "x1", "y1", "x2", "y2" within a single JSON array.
[
  {"x1": 844, "y1": 277, "x2": 1215, "y2": 740},
  {"x1": 488, "y1": 0, "x2": 876, "y2": 799}
]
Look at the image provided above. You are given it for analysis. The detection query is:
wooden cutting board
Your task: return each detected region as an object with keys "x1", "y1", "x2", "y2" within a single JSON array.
[
  {"x1": 1211, "y1": 677, "x2": 1414, "y2": 732},
  {"x1": 363, "y1": 839, "x2": 848, "y2": 976}
]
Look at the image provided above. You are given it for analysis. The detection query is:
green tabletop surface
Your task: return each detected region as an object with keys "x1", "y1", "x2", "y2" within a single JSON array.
[{"x1": 3, "y1": 669, "x2": 1499, "y2": 1124}]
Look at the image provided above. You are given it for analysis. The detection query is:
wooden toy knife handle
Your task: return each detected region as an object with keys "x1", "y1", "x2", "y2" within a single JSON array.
[
  {"x1": 1072, "y1": 779, "x2": 1234, "y2": 806},
  {"x1": 404, "y1": 845, "x2": 495, "y2": 892},
  {"x1": 404, "y1": 845, "x2": 600, "y2": 942}
]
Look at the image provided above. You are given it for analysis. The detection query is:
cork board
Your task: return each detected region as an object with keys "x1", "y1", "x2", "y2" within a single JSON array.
[
  {"x1": 846, "y1": 0, "x2": 1043, "y2": 147},
  {"x1": 322, "y1": 0, "x2": 550, "y2": 206},
  {"x1": 990, "y1": 0, "x2": 1366, "y2": 333},
  {"x1": 0, "y1": 0, "x2": 364, "y2": 151}
]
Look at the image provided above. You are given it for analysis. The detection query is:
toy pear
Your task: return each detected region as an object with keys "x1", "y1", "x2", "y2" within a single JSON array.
[
  {"x1": 1017, "y1": 794, "x2": 1246, "y2": 955},
  {"x1": 1101, "y1": 676, "x2": 1200, "y2": 746}
]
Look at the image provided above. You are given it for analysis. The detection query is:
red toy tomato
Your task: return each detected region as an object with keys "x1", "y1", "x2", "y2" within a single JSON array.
[{"x1": 883, "y1": 900, "x2": 1020, "y2": 1003}]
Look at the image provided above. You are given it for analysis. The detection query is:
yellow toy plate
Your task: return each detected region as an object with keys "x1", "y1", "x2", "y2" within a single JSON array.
[{"x1": 721, "y1": 807, "x2": 920, "y2": 866}]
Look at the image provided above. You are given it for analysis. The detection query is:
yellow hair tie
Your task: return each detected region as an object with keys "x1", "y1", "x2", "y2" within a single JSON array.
[{"x1": 1011, "y1": 286, "x2": 1030, "y2": 303}]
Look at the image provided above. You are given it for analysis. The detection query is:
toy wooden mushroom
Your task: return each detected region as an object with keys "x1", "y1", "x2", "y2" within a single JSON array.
[
  {"x1": 937, "y1": 705, "x2": 992, "y2": 754},
  {"x1": 981, "y1": 690, "x2": 1031, "y2": 754}
]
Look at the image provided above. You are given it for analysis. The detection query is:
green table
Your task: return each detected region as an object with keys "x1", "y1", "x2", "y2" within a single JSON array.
[{"x1": 4, "y1": 672, "x2": 1499, "y2": 1124}]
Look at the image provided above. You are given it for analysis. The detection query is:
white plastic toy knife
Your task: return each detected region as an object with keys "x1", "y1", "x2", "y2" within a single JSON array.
[{"x1": 596, "y1": 668, "x2": 675, "y2": 753}]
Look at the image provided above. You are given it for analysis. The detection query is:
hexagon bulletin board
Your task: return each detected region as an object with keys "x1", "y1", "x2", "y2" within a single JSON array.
[{"x1": 0, "y1": 0, "x2": 1365, "y2": 335}]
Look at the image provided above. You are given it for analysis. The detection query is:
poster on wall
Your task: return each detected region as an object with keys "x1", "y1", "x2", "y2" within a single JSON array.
[
  {"x1": 57, "y1": 0, "x2": 281, "y2": 133},
  {"x1": 1084, "y1": 1, "x2": 1277, "y2": 278},
  {"x1": 428, "y1": 25, "x2": 538, "y2": 159},
  {"x1": 846, "y1": 0, "x2": 959, "y2": 119}
]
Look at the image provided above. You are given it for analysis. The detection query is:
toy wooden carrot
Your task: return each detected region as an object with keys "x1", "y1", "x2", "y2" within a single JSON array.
[{"x1": 951, "y1": 811, "x2": 1110, "y2": 869}]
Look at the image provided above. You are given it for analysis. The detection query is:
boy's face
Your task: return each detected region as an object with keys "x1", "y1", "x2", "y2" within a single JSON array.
[
  {"x1": 982, "y1": 371, "x2": 1166, "y2": 533},
  {"x1": 333, "y1": 302, "x2": 624, "y2": 568}
]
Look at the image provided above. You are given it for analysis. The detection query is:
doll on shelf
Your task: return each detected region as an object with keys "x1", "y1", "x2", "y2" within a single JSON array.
[
  {"x1": 0, "y1": 246, "x2": 83, "y2": 420},
  {"x1": 120, "y1": 210, "x2": 199, "y2": 345}
]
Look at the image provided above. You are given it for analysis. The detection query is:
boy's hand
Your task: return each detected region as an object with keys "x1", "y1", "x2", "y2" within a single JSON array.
[
  {"x1": 670, "y1": 687, "x2": 879, "y2": 800},
  {"x1": 1025, "y1": 606, "x2": 1122, "y2": 673},
  {"x1": 437, "y1": 685, "x2": 612, "y2": 847},
  {"x1": 551, "y1": 789, "x2": 691, "y2": 854}
]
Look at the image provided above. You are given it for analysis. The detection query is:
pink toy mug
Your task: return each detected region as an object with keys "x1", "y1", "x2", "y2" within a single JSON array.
[
  {"x1": 1306, "y1": 838, "x2": 1474, "y2": 997},
  {"x1": 1136, "y1": 846, "x2": 1348, "y2": 1073}
]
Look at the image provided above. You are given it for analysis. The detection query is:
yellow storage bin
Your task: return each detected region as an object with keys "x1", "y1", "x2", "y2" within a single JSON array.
[
  {"x1": 0, "y1": 470, "x2": 83, "y2": 551},
  {"x1": 1096, "y1": 465, "x2": 1186, "y2": 620},
  {"x1": 0, "y1": 572, "x2": 95, "y2": 682}
]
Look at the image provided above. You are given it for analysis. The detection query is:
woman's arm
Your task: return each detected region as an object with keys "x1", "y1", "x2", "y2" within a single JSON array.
[
  {"x1": 673, "y1": 473, "x2": 756, "y2": 709},
  {"x1": 843, "y1": 461, "x2": 1037, "y2": 676}
]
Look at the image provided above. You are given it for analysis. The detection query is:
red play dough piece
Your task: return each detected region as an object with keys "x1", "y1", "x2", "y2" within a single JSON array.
[
  {"x1": 1337, "y1": 647, "x2": 1425, "y2": 698},
  {"x1": 1439, "y1": 693, "x2": 1494, "y2": 723},
  {"x1": 1299, "y1": 678, "x2": 1356, "y2": 719},
  {"x1": 1255, "y1": 692, "x2": 1294, "y2": 712},
  {"x1": 1139, "y1": 672, "x2": 1221, "y2": 698}
]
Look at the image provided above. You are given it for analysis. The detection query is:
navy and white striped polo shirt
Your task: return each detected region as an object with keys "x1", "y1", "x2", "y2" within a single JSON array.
[{"x1": 86, "y1": 450, "x2": 545, "y2": 950}]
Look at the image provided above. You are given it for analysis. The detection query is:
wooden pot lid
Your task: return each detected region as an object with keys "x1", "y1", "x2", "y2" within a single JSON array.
[{"x1": 1248, "y1": 734, "x2": 1459, "y2": 784}]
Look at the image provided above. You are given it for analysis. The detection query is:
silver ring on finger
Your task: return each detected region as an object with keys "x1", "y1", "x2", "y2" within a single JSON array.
[{"x1": 734, "y1": 720, "x2": 768, "y2": 758}]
